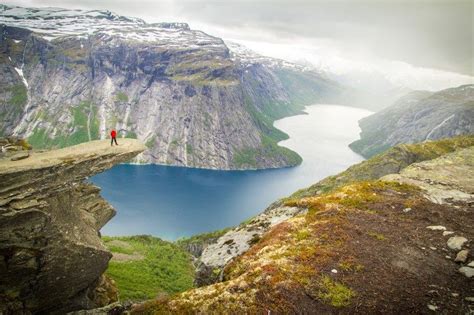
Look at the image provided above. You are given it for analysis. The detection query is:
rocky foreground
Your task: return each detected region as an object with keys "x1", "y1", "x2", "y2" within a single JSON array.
[
  {"x1": 0, "y1": 139, "x2": 145, "y2": 314},
  {"x1": 134, "y1": 136, "x2": 474, "y2": 314}
]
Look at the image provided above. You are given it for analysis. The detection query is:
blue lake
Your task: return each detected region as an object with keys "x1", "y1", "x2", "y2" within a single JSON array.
[{"x1": 92, "y1": 104, "x2": 372, "y2": 240}]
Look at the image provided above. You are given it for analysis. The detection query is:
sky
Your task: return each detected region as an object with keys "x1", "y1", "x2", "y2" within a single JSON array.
[{"x1": 2, "y1": 0, "x2": 473, "y2": 90}]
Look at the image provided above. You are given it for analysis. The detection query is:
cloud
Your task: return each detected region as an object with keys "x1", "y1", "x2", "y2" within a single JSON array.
[{"x1": 2, "y1": 0, "x2": 473, "y2": 85}]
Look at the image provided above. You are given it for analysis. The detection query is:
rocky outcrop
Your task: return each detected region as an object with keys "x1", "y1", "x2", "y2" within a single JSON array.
[
  {"x1": 0, "y1": 5, "x2": 342, "y2": 170},
  {"x1": 382, "y1": 147, "x2": 474, "y2": 204},
  {"x1": 349, "y1": 85, "x2": 474, "y2": 158},
  {"x1": 0, "y1": 139, "x2": 145, "y2": 314},
  {"x1": 195, "y1": 205, "x2": 305, "y2": 286}
]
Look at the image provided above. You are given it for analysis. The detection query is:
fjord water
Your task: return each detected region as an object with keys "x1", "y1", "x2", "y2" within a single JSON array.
[{"x1": 92, "y1": 104, "x2": 372, "y2": 240}]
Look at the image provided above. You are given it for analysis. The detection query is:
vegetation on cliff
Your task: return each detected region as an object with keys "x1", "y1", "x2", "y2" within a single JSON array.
[
  {"x1": 349, "y1": 85, "x2": 474, "y2": 158},
  {"x1": 103, "y1": 235, "x2": 195, "y2": 302}
]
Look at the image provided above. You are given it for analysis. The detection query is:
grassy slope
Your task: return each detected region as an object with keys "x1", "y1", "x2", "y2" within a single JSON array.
[
  {"x1": 289, "y1": 135, "x2": 474, "y2": 198},
  {"x1": 234, "y1": 69, "x2": 337, "y2": 169},
  {"x1": 131, "y1": 136, "x2": 474, "y2": 313},
  {"x1": 102, "y1": 235, "x2": 195, "y2": 302}
]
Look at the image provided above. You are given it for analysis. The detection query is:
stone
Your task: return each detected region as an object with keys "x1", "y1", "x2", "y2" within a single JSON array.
[
  {"x1": 458, "y1": 267, "x2": 474, "y2": 278},
  {"x1": 447, "y1": 236, "x2": 468, "y2": 250},
  {"x1": 468, "y1": 261, "x2": 474, "y2": 267},
  {"x1": 10, "y1": 151, "x2": 29, "y2": 161},
  {"x1": 403, "y1": 207, "x2": 412, "y2": 213},
  {"x1": 426, "y1": 225, "x2": 446, "y2": 231},
  {"x1": 443, "y1": 231, "x2": 454, "y2": 236},
  {"x1": 331, "y1": 269, "x2": 338, "y2": 274},
  {"x1": 427, "y1": 304, "x2": 438, "y2": 311},
  {"x1": 0, "y1": 139, "x2": 145, "y2": 314},
  {"x1": 454, "y1": 250, "x2": 469, "y2": 263},
  {"x1": 465, "y1": 297, "x2": 474, "y2": 302}
]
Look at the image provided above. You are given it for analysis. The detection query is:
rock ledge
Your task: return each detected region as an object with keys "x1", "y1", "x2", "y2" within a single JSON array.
[{"x1": 0, "y1": 139, "x2": 145, "y2": 314}]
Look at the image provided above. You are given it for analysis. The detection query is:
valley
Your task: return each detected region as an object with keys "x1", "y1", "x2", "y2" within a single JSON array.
[{"x1": 92, "y1": 104, "x2": 371, "y2": 239}]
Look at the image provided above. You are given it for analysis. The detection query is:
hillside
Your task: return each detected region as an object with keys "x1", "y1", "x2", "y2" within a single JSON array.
[
  {"x1": 131, "y1": 136, "x2": 474, "y2": 314},
  {"x1": 0, "y1": 5, "x2": 343, "y2": 170},
  {"x1": 349, "y1": 85, "x2": 474, "y2": 158}
]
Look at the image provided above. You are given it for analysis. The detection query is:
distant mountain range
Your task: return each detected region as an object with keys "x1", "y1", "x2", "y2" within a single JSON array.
[
  {"x1": 350, "y1": 84, "x2": 474, "y2": 157},
  {"x1": 0, "y1": 5, "x2": 345, "y2": 170}
]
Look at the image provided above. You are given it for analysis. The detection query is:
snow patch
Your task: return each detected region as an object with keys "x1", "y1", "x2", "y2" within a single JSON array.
[{"x1": 14, "y1": 67, "x2": 28, "y2": 88}]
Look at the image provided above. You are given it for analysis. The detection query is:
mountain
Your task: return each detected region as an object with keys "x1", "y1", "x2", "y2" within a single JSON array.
[
  {"x1": 349, "y1": 85, "x2": 474, "y2": 158},
  {"x1": 0, "y1": 5, "x2": 343, "y2": 170},
  {"x1": 0, "y1": 139, "x2": 145, "y2": 314},
  {"x1": 132, "y1": 136, "x2": 474, "y2": 313}
]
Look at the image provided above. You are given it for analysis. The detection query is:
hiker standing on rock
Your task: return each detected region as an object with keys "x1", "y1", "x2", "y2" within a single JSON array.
[{"x1": 110, "y1": 129, "x2": 118, "y2": 146}]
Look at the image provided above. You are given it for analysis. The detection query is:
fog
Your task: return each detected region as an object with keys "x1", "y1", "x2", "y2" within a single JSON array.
[{"x1": 3, "y1": 0, "x2": 473, "y2": 92}]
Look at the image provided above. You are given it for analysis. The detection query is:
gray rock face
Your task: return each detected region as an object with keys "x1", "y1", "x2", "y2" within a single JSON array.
[
  {"x1": 0, "y1": 5, "x2": 342, "y2": 170},
  {"x1": 195, "y1": 204, "x2": 306, "y2": 286},
  {"x1": 0, "y1": 139, "x2": 145, "y2": 314},
  {"x1": 350, "y1": 86, "x2": 474, "y2": 158},
  {"x1": 382, "y1": 147, "x2": 474, "y2": 205}
]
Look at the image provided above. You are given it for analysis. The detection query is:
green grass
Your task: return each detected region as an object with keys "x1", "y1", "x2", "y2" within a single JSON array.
[
  {"x1": 27, "y1": 100, "x2": 100, "y2": 149},
  {"x1": 102, "y1": 235, "x2": 194, "y2": 302},
  {"x1": 233, "y1": 134, "x2": 302, "y2": 169},
  {"x1": 126, "y1": 130, "x2": 138, "y2": 139},
  {"x1": 186, "y1": 143, "x2": 193, "y2": 154},
  {"x1": 230, "y1": 92, "x2": 306, "y2": 169},
  {"x1": 232, "y1": 147, "x2": 258, "y2": 168},
  {"x1": 175, "y1": 228, "x2": 231, "y2": 251},
  {"x1": 318, "y1": 276, "x2": 355, "y2": 307},
  {"x1": 145, "y1": 136, "x2": 156, "y2": 148},
  {"x1": 116, "y1": 91, "x2": 129, "y2": 102},
  {"x1": 9, "y1": 84, "x2": 27, "y2": 109}
]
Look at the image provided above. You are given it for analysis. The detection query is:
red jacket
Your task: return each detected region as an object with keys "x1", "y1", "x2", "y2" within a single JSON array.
[{"x1": 111, "y1": 130, "x2": 117, "y2": 138}]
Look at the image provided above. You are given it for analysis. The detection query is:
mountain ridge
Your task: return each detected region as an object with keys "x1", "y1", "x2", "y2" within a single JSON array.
[
  {"x1": 349, "y1": 84, "x2": 474, "y2": 158},
  {"x1": 0, "y1": 5, "x2": 344, "y2": 170}
]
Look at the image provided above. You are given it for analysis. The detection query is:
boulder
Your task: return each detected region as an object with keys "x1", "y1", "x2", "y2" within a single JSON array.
[
  {"x1": 447, "y1": 236, "x2": 468, "y2": 251},
  {"x1": 10, "y1": 151, "x2": 29, "y2": 161},
  {"x1": 454, "y1": 250, "x2": 469, "y2": 263},
  {"x1": 459, "y1": 267, "x2": 474, "y2": 278}
]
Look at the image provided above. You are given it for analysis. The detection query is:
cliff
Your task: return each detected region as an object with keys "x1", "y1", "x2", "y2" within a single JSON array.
[
  {"x1": 134, "y1": 136, "x2": 474, "y2": 314},
  {"x1": 349, "y1": 85, "x2": 474, "y2": 158},
  {"x1": 0, "y1": 139, "x2": 145, "y2": 314},
  {"x1": 0, "y1": 5, "x2": 343, "y2": 170}
]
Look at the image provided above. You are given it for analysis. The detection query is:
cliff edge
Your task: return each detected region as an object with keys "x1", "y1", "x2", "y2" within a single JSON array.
[{"x1": 0, "y1": 139, "x2": 145, "y2": 314}]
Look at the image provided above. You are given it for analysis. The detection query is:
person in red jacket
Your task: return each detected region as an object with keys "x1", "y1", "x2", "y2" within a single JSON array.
[{"x1": 110, "y1": 129, "x2": 118, "y2": 146}]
